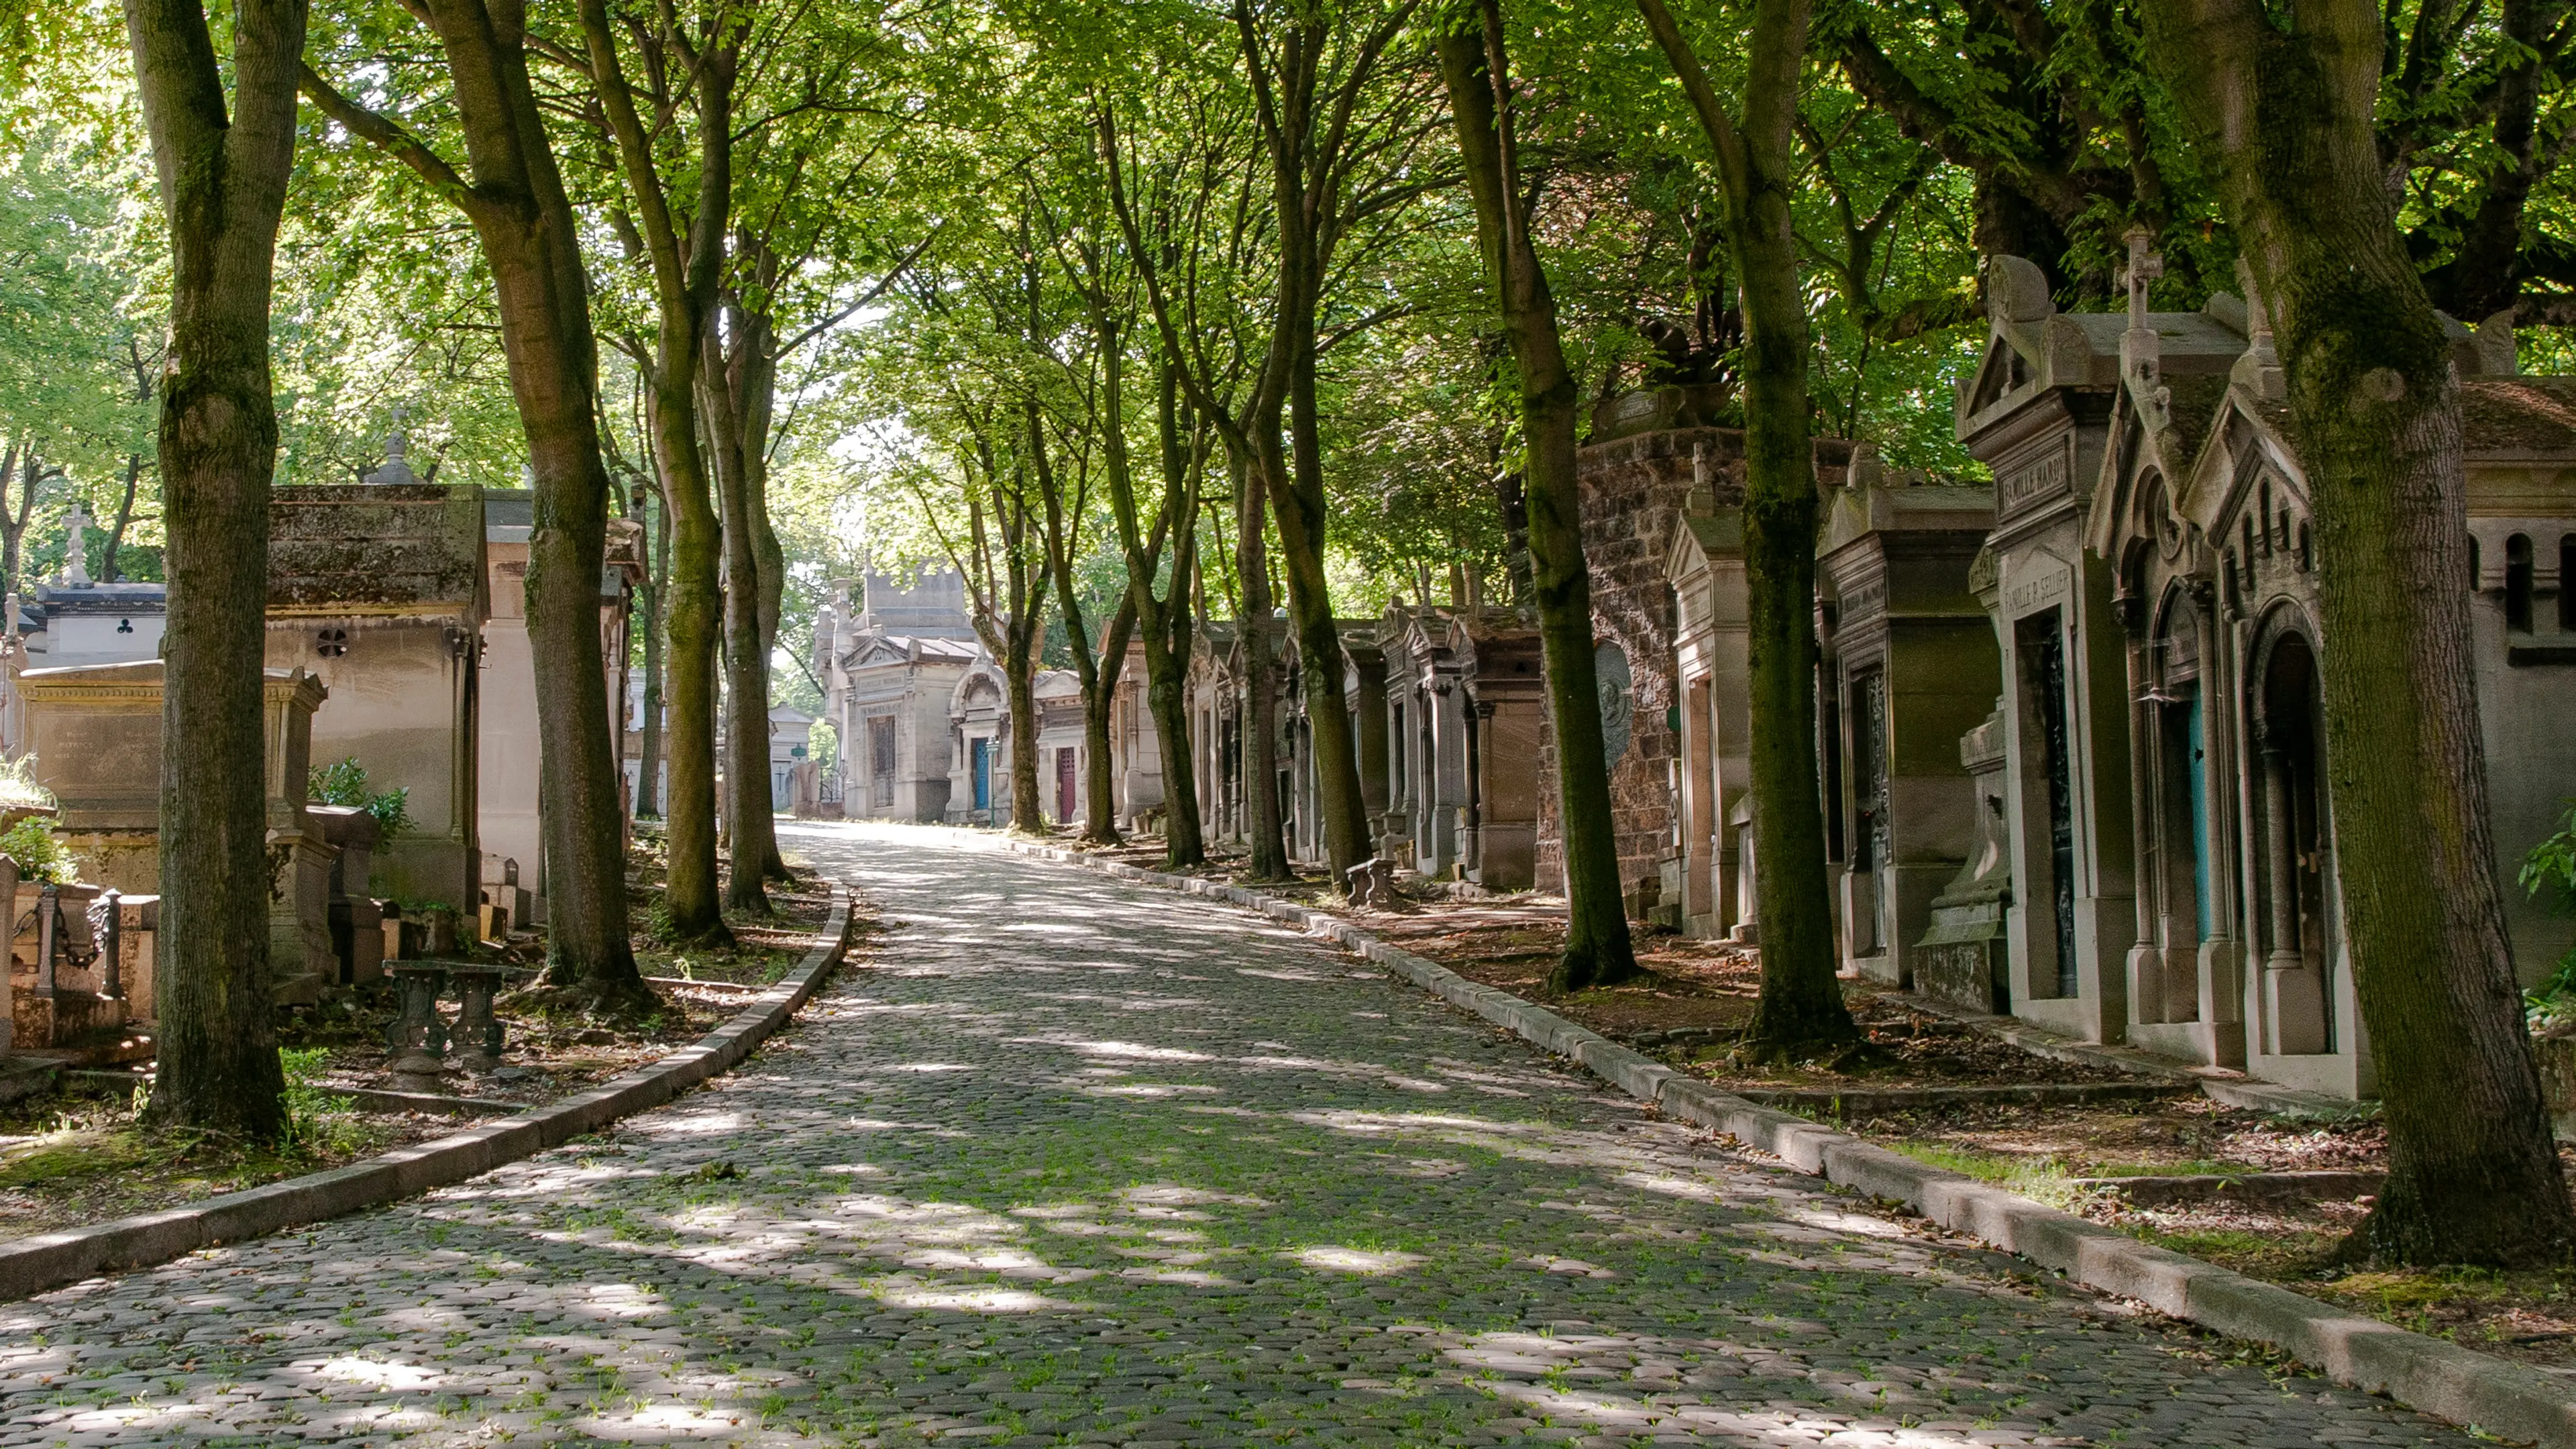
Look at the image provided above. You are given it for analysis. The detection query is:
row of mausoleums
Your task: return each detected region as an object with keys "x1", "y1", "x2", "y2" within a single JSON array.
[
  {"x1": 826, "y1": 244, "x2": 2576, "y2": 1102},
  {"x1": 0, "y1": 431, "x2": 648, "y2": 1036}
]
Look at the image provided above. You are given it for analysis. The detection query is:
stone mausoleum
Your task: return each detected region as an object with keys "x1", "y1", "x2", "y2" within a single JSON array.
[
  {"x1": 1949, "y1": 236, "x2": 2576, "y2": 1099},
  {"x1": 265, "y1": 445, "x2": 485, "y2": 916},
  {"x1": 815, "y1": 568, "x2": 981, "y2": 822}
]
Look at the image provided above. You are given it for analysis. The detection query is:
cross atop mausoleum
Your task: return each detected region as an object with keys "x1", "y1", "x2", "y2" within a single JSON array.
[{"x1": 2121, "y1": 225, "x2": 2163, "y2": 331}]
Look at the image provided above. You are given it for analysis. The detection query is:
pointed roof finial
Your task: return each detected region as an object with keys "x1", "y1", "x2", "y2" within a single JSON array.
[{"x1": 363, "y1": 404, "x2": 420, "y2": 486}]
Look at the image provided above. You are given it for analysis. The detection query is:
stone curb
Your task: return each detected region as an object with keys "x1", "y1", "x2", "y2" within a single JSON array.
[
  {"x1": 0, "y1": 884, "x2": 855, "y2": 1307},
  {"x1": 995, "y1": 837, "x2": 2575, "y2": 1448}
]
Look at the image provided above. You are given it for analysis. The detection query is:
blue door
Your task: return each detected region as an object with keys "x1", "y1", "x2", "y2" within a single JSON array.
[{"x1": 971, "y1": 737, "x2": 991, "y2": 813}]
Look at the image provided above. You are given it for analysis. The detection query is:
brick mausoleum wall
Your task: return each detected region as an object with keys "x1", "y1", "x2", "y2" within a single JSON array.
[
  {"x1": 1534, "y1": 428, "x2": 1746, "y2": 902},
  {"x1": 1534, "y1": 427, "x2": 1856, "y2": 909}
]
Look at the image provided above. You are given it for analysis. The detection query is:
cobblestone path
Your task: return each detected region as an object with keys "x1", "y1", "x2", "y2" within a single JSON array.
[{"x1": 0, "y1": 824, "x2": 2482, "y2": 1448}]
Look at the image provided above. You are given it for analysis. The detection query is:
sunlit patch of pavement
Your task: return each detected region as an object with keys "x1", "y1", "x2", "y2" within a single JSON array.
[{"x1": 0, "y1": 820, "x2": 2484, "y2": 1448}]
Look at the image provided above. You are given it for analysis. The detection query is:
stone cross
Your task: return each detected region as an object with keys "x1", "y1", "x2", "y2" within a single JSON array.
[
  {"x1": 62, "y1": 502, "x2": 91, "y2": 586},
  {"x1": 2122, "y1": 226, "x2": 2163, "y2": 330}
]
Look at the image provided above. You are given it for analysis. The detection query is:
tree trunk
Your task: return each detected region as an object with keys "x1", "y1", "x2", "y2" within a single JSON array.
[
  {"x1": 573, "y1": 0, "x2": 734, "y2": 939},
  {"x1": 710, "y1": 393, "x2": 772, "y2": 915},
  {"x1": 1264, "y1": 350, "x2": 1368, "y2": 886},
  {"x1": 306, "y1": 0, "x2": 647, "y2": 1008},
  {"x1": 1640, "y1": 0, "x2": 1858, "y2": 1051},
  {"x1": 2143, "y1": 0, "x2": 2575, "y2": 1266},
  {"x1": 1005, "y1": 605, "x2": 1044, "y2": 832},
  {"x1": 1436, "y1": 3, "x2": 1639, "y2": 991},
  {"x1": 651, "y1": 366, "x2": 727, "y2": 938},
  {"x1": 1144, "y1": 365, "x2": 1205, "y2": 867},
  {"x1": 703, "y1": 267, "x2": 788, "y2": 891},
  {"x1": 730, "y1": 290, "x2": 793, "y2": 881},
  {"x1": 2, "y1": 443, "x2": 42, "y2": 600},
  {"x1": 1093, "y1": 309, "x2": 1207, "y2": 869},
  {"x1": 103, "y1": 453, "x2": 144, "y2": 583},
  {"x1": 1080, "y1": 598, "x2": 1136, "y2": 845},
  {"x1": 124, "y1": 0, "x2": 307, "y2": 1139},
  {"x1": 634, "y1": 478, "x2": 669, "y2": 818},
  {"x1": 1032, "y1": 398, "x2": 1135, "y2": 847},
  {"x1": 1232, "y1": 447, "x2": 1291, "y2": 880},
  {"x1": 1226, "y1": 4, "x2": 1393, "y2": 893}
]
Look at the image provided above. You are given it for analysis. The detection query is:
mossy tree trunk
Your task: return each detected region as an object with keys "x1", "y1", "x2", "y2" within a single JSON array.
[
  {"x1": 125, "y1": 0, "x2": 308, "y2": 1140},
  {"x1": 1231, "y1": 445, "x2": 1292, "y2": 880},
  {"x1": 304, "y1": 0, "x2": 651, "y2": 1006},
  {"x1": 945, "y1": 428, "x2": 1051, "y2": 835},
  {"x1": 633, "y1": 473, "x2": 670, "y2": 818},
  {"x1": 740, "y1": 313, "x2": 793, "y2": 882},
  {"x1": 1079, "y1": 283, "x2": 1208, "y2": 868},
  {"x1": 704, "y1": 258, "x2": 794, "y2": 892},
  {"x1": 1032, "y1": 400, "x2": 1138, "y2": 845},
  {"x1": 2143, "y1": 0, "x2": 2575, "y2": 1266},
  {"x1": 572, "y1": 0, "x2": 734, "y2": 939},
  {"x1": 1226, "y1": 5, "x2": 1415, "y2": 892},
  {"x1": 1434, "y1": 3, "x2": 1637, "y2": 992},
  {"x1": 700, "y1": 312, "x2": 782, "y2": 912},
  {"x1": 1099, "y1": 109, "x2": 1279, "y2": 878},
  {"x1": 1639, "y1": 0, "x2": 1857, "y2": 1051},
  {"x1": 1138, "y1": 361, "x2": 1208, "y2": 868}
]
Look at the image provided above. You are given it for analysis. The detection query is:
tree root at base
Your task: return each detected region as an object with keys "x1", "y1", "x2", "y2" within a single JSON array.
[{"x1": 505, "y1": 974, "x2": 669, "y2": 1026}]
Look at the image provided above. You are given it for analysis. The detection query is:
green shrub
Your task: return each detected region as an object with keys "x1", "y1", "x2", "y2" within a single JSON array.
[
  {"x1": 278, "y1": 1046, "x2": 356, "y2": 1150},
  {"x1": 2522, "y1": 804, "x2": 2576, "y2": 1026},
  {"x1": 309, "y1": 756, "x2": 411, "y2": 839},
  {"x1": 0, "y1": 816, "x2": 74, "y2": 885}
]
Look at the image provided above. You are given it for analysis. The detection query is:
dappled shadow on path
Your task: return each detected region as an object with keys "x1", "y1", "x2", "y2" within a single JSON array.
[{"x1": 0, "y1": 824, "x2": 2475, "y2": 1448}]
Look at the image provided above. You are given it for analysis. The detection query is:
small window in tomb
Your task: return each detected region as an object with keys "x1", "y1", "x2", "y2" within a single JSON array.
[
  {"x1": 2297, "y1": 521, "x2": 2312, "y2": 572},
  {"x1": 2507, "y1": 534, "x2": 2534, "y2": 633},
  {"x1": 116, "y1": 619, "x2": 133, "y2": 634},
  {"x1": 317, "y1": 626, "x2": 350, "y2": 658}
]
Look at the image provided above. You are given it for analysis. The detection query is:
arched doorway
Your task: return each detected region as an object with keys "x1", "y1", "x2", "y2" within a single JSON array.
[
  {"x1": 2253, "y1": 627, "x2": 2333, "y2": 1055},
  {"x1": 2139, "y1": 587, "x2": 2210, "y2": 1024}
]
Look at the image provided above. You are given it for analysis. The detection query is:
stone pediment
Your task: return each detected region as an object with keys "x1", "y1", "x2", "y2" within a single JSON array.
[
  {"x1": 2181, "y1": 386, "x2": 2302, "y2": 541},
  {"x1": 843, "y1": 632, "x2": 980, "y2": 672},
  {"x1": 1664, "y1": 509, "x2": 1744, "y2": 582},
  {"x1": 2086, "y1": 371, "x2": 2235, "y2": 561},
  {"x1": 844, "y1": 637, "x2": 918, "y2": 669}
]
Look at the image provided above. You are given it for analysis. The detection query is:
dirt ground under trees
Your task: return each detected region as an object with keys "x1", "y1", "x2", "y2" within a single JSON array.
[{"x1": 0, "y1": 839, "x2": 845, "y2": 1246}]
